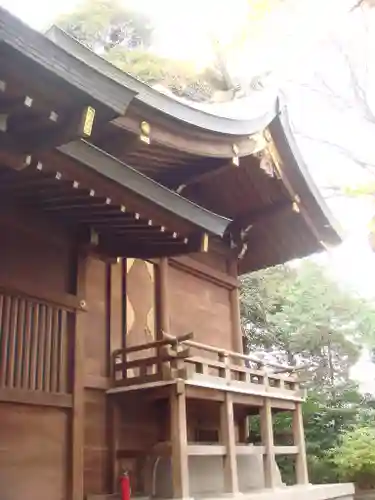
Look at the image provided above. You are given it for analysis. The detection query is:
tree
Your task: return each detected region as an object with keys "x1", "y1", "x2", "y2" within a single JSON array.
[
  {"x1": 240, "y1": 261, "x2": 375, "y2": 484},
  {"x1": 57, "y1": 0, "x2": 154, "y2": 52},
  {"x1": 241, "y1": 261, "x2": 375, "y2": 393},
  {"x1": 330, "y1": 426, "x2": 375, "y2": 489}
]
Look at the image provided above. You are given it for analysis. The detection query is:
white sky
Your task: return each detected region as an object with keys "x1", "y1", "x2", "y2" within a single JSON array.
[{"x1": 2, "y1": 0, "x2": 375, "y2": 388}]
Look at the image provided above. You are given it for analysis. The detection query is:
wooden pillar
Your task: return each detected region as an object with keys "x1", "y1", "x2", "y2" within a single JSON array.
[
  {"x1": 293, "y1": 403, "x2": 309, "y2": 485},
  {"x1": 108, "y1": 398, "x2": 121, "y2": 492},
  {"x1": 220, "y1": 393, "x2": 239, "y2": 494},
  {"x1": 170, "y1": 382, "x2": 189, "y2": 499},
  {"x1": 228, "y1": 260, "x2": 243, "y2": 355},
  {"x1": 260, "y1": 399, "x2": 277, "y2": 489},
  {"x1": 159, "y1": 257, "x2": 170, "y2": 336},
  {"x1": 70, "y1": 251, "x2": 87, "y2": 500}
]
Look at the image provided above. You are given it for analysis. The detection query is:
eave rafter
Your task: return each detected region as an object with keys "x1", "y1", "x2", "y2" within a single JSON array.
[{"x1": 0, "y1": 139, "x2": 230, "y2": 259}]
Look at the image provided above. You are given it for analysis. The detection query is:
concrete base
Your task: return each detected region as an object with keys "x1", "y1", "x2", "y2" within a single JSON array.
[
  {"x1": 153, "y1": 455, "x2": 283, "y2": 497},
  {"x1": 150, "y1": 484, "x2": 354, "y2": 500}
]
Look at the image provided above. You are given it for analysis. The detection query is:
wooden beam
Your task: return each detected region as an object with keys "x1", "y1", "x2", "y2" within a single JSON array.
[
  {"x1": 293, "y1": 402, "x2": 309, "y2": 485},
  {"x1": 169, "y1": 255, "x2": 239, "y2": 290},
  {"x1": 274, "y1": 446, "x2": 298, "y2": 455},
  {"x1": 0, "y1": 276, "x2": 86, "y2": 312},
  {"x1": 0, "y1": 388, "x2": 72, "y2": 408},
  {"x1": 228, "y1": 260, "x2": 243, "y2": 355},
  {"x1": 170, "y1": 382, "x2": 189, "y2": 499},
  {"x1": 70, "y1": 251, "x2": 87, "y2": 500},
  {"x1": 229, "y1": 200, "x2": 293, "y2": 236},
  {"x1": 174, "y1": 160, "x2": 231, "y2": 193},
  {"x1": 187, "y1": 445, "x2": 226, "y2": 456},
  {"x1": 220, "y1": 392, "x2": 239, "y2": 494},
  {"x1": 259, "y1": 398, "x2": 277, "y2": 488}
]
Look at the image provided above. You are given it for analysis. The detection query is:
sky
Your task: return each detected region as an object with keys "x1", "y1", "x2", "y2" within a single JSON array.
[{"x1": 1, "y1": 0, "x2": 375, "y2": 389}]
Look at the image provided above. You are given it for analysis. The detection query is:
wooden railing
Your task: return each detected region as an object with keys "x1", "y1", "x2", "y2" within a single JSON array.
[
  {"x1": 111, "y1": 333, "x2": 301, "y2": 398},
  {"x1": 111, "y1": 333, "x2": 193, "y2": 387},
  {"x1": 0, "y1": 289, "x2": 71, "y2": 393}
]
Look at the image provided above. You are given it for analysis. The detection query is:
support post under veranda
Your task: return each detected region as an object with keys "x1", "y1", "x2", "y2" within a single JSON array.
[
  {"x1": 260, "y1": 398, "x2": 277, "y2": 489},
  {"x1": 170, "y1": 381, "x2": 189, "y2": 499},
  {"x1": 293, "y1": 402, "x2": 309, "y2": 485}
]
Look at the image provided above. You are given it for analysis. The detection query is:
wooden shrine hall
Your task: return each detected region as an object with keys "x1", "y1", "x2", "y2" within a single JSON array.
[{"x1": 0, "y1": 8, "x2": 354, "y2": 500}]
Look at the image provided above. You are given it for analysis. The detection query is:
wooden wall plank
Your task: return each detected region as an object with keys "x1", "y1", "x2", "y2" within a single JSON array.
[
  {"x1": 70, "y1": 252, "x2": 87, "y2": 500},
  {"x1": 0, "y1": 296, "x2": 11, "y2": 387},
  {"x1": 59, "y1": 310, "x2": 68, "y2": 393},
  {"x1": 0, "y1": 388, "x2": 72, "y2": 408},
  {"x1": 21, "y1": 300, "x2": 32, "y2": 389},
  {"x1": 44, "y1": 307, "x2": 53, "y2": 392},
  {"x1": 36, "y1": 305, "x2": 47, "y2": 390},
  {"x1": 51, "y1": 309, "x2": 60, "y2": 393},
  {"x1": 29, "y1": 303, "x2": 39, "y2": 390}
]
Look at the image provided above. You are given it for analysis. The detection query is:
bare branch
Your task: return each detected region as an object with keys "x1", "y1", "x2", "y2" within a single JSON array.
[{"x1": 295, "y1": 132, "x2": 375, "y2": 174}]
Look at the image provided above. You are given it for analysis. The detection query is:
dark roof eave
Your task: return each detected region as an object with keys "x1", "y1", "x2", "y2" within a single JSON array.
[
  {"x1": 270, "y1": 106, "x2": 343, "y2": 248},
  {"x1": 57, "y1": 140, "x2": 231, "y2": 238},
  {"x1": 46, "y1": 26, "x2": 277, "y2": 137},
  {"x1": 0, "y1": 8, "x2": 137, "y2": 115}
]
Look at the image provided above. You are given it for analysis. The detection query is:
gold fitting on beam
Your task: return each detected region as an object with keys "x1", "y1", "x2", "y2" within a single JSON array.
[
  {"x1": 140, "y1": 121, "x2": 151, "y2": 144},
  {"x1": 90, "y1": 228, "x2": 99, "y2": 246},
  {"x1": 36, "y1": 161, "x2": 43, "y2": 171},
  {"x1": 82, "y1": 106, "x2": 96, "y2": 137},
  {"x1": 89, "y1": 189, "x2": 95, "y2": 197},
  {"x1": 49, "y1": 111, "x2": 58, "y2": 122},
  {"x1": 55, "y1": 172, "x2": 62, "y2": 180},
  {"x1": 264, "y1": 129, "x2": 272, "y2": 143},
  {"x1": 24, "y1": 96, "x2": 33, "y2": 108},
  {"x1": 120, "y1": 205, "x2": 126, "y2": 212},
  {"x1": 201, "y1": 233, "x2": 209, "y2": 253},
  {"x1": 73, "y1": 181, "x2": 79, "y2": 189},
  {"x1": 232, "y1": 143, "x2": 239, "y2": 166},
  {"x1": 292, "y1": 201, "x2": 300, "y2": 213}
]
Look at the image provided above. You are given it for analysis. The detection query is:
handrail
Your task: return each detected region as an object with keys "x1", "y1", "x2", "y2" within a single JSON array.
[
  {"x1": 162, "y1": 332, "x2": 297, "y2": 375},
  {"x1": 113, "y1": 332, "x2": 193, "y2": 358}
]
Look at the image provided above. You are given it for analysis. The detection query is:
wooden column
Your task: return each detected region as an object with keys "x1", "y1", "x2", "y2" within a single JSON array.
[
  {"x1": 70, "y1": 251, "x2": 87, "y2": 500},
  {"x1": 220, "y1": 392, "x2": 239, "y2": 494},
  {"x1": 170, "y1": 382, "x2": 189, "y2": 499},
  {"x1": 159, "y1": 258, "x2": 170, "y2": 336},
  {"x1": 228, "y1": 260, "x2": 243, "y2": 355},
  {"x1": 108, "y1": 398, "x2": 121, "y2": 492},
  {"x1": 293, "y1": 403, "x2": 309, "y2": 485},
  {"x1": 260, "y1": 399, "x2": 277, "y2": 489}
]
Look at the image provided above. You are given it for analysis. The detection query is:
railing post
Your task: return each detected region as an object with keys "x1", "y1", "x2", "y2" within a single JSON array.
[
  {"x1": 220, "y1": 392, "x2": 239, "y2": 494},
  {"x1": 293, "y1": 402, "x2": 309, "y2": 485},
  {"x1": 170, "y1": 381, "x2": 189, "y2": 499},
  {"x1": 260, "y1": 398, "x2": 277, "y2": 489}
]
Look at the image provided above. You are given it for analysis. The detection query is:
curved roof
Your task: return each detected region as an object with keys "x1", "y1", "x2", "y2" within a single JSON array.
[{"x1": 44, "y1": 24, "x2": 342, "y2": 272}]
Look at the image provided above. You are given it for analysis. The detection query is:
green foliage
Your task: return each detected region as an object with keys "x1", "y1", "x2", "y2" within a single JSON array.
[
  {"x1": 55, "y1": 0, "x2": 219, "y2": 100},
  {"x1": 57, "y1": 0, "x2": 153, "y2": 51},
  {"x1": 240, "y1": 261, "x2": 375, "y2": 486},
  {"x1": 330, "y1": 427, "x2": 375, "y2": 488},
  {"x1": 241, "y1": 261, "x2": 375, "y2": 392}
]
